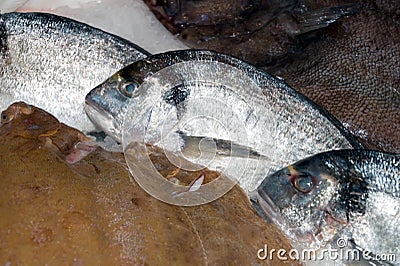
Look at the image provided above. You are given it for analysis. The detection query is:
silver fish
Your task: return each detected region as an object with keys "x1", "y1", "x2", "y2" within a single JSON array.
[
  {"x1": 0, "y1": 12, "x2": 150, "y2": 133},
  {"x1": 85, "y1": 50, "x2": 363, "y2": 193},
  {"x1": 255, "y1": 149, "x2": 400, "y2": 264}
]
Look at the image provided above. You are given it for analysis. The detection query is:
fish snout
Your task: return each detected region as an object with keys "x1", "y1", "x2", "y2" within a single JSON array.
[
  {"x1": 257, "y1": 188, "x2": 283, "y2": 224},
  {"x1": 84, "y1": 84, "x2": 125, "y2": 142}
]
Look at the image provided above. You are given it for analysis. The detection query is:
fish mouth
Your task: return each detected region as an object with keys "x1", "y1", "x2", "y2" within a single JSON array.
[
  {"x1": 256, "y1": 188, "x2": 283, "y2": 225},
  {"x1": 84, "y1": 97, "x2": 121, "y2": 142},
  {"x1": 256, "y1": 184, "x2": 329, "y2": 247}
]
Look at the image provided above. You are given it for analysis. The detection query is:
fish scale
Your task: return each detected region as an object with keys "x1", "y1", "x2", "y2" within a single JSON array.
[
  {"x1": 0, "y1": 12, "x2": 150, "y2": 133},
  {"x1": 85, "y1": 50, "x2": 363, "y2": 194}
]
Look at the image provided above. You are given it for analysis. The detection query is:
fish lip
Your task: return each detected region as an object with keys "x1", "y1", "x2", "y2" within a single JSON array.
[
  {"x1": 84, "y1": 97, "x2": 121, "y2": 141},
  {"x1": 256, "y1": 187, "x2": 283, "y2": 224},
  {"x1": 257, "y1": 188, "x2": 327, "y2": 247}
]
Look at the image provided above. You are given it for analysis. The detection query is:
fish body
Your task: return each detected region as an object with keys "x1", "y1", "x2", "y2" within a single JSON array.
[
  {"x1": 145, "y1": 0, "x2": 359, "y2": 67},
  {"x1": 0, "y1": 12, "x2": 150, "y2": 133},
  {"x1": 85, "y1": 49, "x2": 362, "y2": 192},
  {"x1": 273, "y1": 6, "x2": 400, "y2": 153},
  {"x1": 0, "y1": 101, "x2": 297, "y2": 265},
  {"x1": 256, "y1": 149, "x2": 400, "y2": 263}
]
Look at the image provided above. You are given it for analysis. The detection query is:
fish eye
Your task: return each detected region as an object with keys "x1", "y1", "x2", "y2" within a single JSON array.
[
  {"x1": 120, "y1": 79, "x2": 139, "y2": 98},
  {"x1": 292, "y1": 173, "x2": 315, "y2": 193},
  {"x1": 1, "y1": 110, "x2": 13, "y2": 124}
]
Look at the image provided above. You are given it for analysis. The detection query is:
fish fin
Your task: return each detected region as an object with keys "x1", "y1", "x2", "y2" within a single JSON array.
[
  {"x1": 65, "y1": 142, "x2": 98, "y2": 164},
  {"x1": 177, "y1": 130, "x2": 268, "y2": 160},
  {"x1": 187, "y1": 173, "x2": 205, "y2": 192},
  {"x1": 295, "y1": 4, "x2": 359, "y2": 35}
]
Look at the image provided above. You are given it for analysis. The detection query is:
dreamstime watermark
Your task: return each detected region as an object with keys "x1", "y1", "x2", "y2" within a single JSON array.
[{"x1": 257, "y1": 238, "x2": 397, "y2": 263}]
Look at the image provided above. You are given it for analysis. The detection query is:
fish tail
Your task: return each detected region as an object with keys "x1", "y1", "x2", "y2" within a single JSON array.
[{"x1": 295, "y1": 3, "x2": 359, "y2": 34}]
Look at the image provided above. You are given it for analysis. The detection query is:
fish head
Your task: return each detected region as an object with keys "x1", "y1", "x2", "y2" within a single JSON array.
[
  {"x1": 1, "y1": 102, "x2": 60, "y2": 138},
  {"x1": 85, "y1": 57, "x2": 173, "y2": 142},
  {"x1": 85, "y1": 68, "x2": 143, "y2": 142},
  {"x1": 1, "y1": 101, "x2": 33, "y2": 125},
  {"x1": 257, "y1": 152, "x2": 352, "y2": 248}
]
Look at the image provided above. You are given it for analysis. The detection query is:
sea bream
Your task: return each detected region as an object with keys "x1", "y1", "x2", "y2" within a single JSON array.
[
  {"x1": 85, "y1": 50, "x2": 363, "y2": 193},
  {"x1": 255, "y1": 149, "x2": 400, "y2": 264},
  {"x1": 0, "y1": 12, "x2": 150, "y2": 133}
]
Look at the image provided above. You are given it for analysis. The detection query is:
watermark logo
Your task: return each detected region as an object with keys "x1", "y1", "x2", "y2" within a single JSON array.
[
  {"x1": 257, "y1": 238, "x2": 397, "y2": 263},
  {"x1": 336, "y1": 237, "x2": 347, "y2": 248}
]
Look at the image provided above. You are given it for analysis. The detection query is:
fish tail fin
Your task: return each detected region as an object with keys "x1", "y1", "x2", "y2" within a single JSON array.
[{"x1": 295, "y1": 3, "x2": 359, "y2": 35}]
